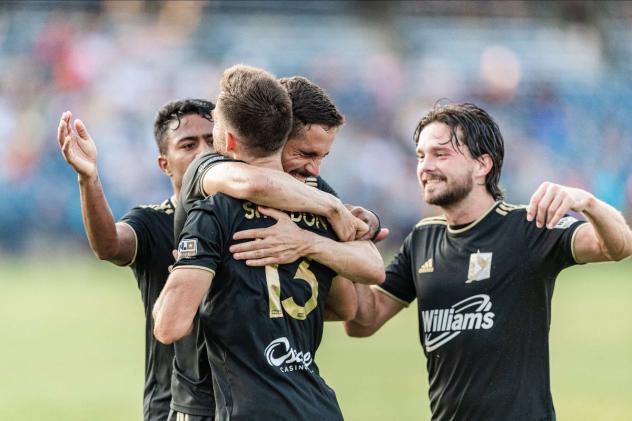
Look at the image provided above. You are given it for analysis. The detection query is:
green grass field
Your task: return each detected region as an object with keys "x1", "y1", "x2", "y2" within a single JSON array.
[{"x1": 0, "y1": 255, "x2": 630, "y2": 420}]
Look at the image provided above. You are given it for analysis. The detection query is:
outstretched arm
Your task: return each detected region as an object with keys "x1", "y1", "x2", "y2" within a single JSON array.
[
  {"x1": 203, "y1": 163, "x2": 366, "y2": 242},
  {"x1": 344, "y1": 284, "x2": 406, "y2": 337},
  {"x1": 324, "y1": 276, "x2": 357, "y2": 321},
  {"x1": 527, "y1": 182, "x2": 632, "y2": 263},
  {"x1": 230, "y1": 207, "x2": 385, "y2": 285},
  {"x1": 153, "y1": 267, "x2": 214, "y2": 344},
  {"x1": 57, "y1": 111, "x2": 136, "y2": 266}
]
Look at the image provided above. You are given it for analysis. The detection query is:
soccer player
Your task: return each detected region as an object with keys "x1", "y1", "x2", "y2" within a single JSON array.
[
  {"x1": 153, "y1": 65, "x2": 384, "y2": 421},
  {"x1": 343, "y1": 103, "x2": 632, "y2": 420},
  {"x1": 57, "y1": 99, "x2": 215, "y2": 421},
  {"x1": 168, "y1": 75, "x2": 385, "y2": 421}
]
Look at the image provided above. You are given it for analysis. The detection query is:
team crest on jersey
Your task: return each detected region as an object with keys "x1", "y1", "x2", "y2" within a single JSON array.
[
  {"x1": 177, "y1": 239, "x2": 198, "y2": 260},
  {"x1": 466, "y1": 251, "x2": 492, "y2": 283}
]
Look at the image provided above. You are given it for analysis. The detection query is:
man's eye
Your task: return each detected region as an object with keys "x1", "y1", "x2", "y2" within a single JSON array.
[{"x1": 182, "y1": 143, "x2": 195, "y2": 150}]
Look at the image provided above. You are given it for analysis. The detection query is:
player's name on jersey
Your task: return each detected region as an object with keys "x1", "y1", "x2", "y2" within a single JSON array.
[{"x1": 242, "y1": 202, "x2": 329, "y2": 231}]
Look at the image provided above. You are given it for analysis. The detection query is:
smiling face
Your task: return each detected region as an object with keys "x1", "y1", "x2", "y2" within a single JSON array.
[
  {"x1": 281, "y1": 124, "x2": 336, "y2": 181},
  {"x1": 416, "y1": 121, "x2": 477, "y2": 207},
  {"x1": 159, "y1": 113, "x2": 214, "y2": 191}
]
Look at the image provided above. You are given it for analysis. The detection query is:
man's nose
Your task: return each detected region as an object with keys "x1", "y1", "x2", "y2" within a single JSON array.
[{"x1": 305, "y1": 160, "x2": 321, "y2": 176}]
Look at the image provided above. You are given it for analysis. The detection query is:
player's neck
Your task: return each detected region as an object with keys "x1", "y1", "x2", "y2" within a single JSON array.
[
  {"x1": 440, "y1": 192, "x2": 497, "y2": 226},
  {"x1": 246, "y1": 153, "x2": 284, "y2": 171}
]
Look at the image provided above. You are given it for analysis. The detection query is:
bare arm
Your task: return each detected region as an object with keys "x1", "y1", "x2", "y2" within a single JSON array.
[
  {"x1": 527, "y1": 182, "x2": 632, "y2": 263},
  {"x1": 230, "y1": 207, "x2": 385, "y2": 285},
  {"x1": 203, "y1": 162, "x2": 365, "y2": 242},
  {"x1": 324, "y1": 276, "x2": 357, "y2": 321},
  {"x1": 58, "y1": 111, "x2": 135, "y2": 265},
  {"x1": 344, "y1": 284, "x2": 406, "y2": 337},
  {"x1": 153, "y1": 267, "x2": 214, "y2": 344}
]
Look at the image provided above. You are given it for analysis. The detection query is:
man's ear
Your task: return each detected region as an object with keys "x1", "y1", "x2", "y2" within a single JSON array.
[
  {"x1": 226, "y1": 132, "x2": 236, "y2": 152},
  {"x1": 476, "y1": 154, "x2": 493, "y2": 178},
  {"x1": 158, "y1": 155, "x2": 171, "y2": 176}
]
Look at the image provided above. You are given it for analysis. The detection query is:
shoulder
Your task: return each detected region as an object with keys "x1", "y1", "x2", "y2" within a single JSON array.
[
  {"x1": 191, "y1": 193, "x2": 241, "y2": 214},
  {"x1": 123, "y1": 198, "x2": 175, "y2": 221}
]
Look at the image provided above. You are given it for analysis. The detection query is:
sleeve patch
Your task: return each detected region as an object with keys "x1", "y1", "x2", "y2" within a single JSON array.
[
  {"x1": 177, "y1": 239, "x2": 198, "y2": 260},
  {"x1": 554, "y1": 216, "x2": 578, "y2": 229}
]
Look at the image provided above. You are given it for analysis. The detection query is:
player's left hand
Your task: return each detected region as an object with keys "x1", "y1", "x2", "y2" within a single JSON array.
[
  {"x1": 347, "y1": 205, "x2": 389, "y2": 242},
  {"x1": 527, "y1": 182, "x2": 594, "y2": 229},
  {"x1": 230, "y1": 206, "x2": 309, "y2": 266}
]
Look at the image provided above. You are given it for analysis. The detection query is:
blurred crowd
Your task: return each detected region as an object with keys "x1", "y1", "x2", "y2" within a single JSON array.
[{"x1": 1, "y1": 1, "x2": 631, "y2": 254}]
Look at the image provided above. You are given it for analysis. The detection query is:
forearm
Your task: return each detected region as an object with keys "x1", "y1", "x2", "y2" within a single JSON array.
[
  {"x1": 344, "y1": 284, "x2": 379, "y2": 336},
  {"x1": 324, "y1": 276, "x2": 357, "y2": 321},
  {"x1": 206, "y1": 164, "x2": 344, "y2": 218},
  {"x1": 78, "y1": 172, "x2": 130, "y2": 264},
  {"x1": 305, "y1": 234, "x2": 385, "y2": 285},
  {"x1": 583, "y1": 196, "x2": 632, "y2": 261}
]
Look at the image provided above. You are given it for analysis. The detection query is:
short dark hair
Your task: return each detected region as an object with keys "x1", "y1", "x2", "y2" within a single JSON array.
[
  {"x1": 218, "y1": 65, "x2": 292, "y2": 156},
  {"x1": 414, "y1": 102, "x2": 505, "y2": 200},
  {"x1": 279, "y1": 76, "x2": 344, "y2": 140},
  {"x1": 153, "y1": 99, "x2": 214, "y2": 155}
]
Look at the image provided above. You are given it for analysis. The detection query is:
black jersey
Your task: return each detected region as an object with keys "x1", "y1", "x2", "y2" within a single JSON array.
[
  {"x1": 379, "y1": 201, "x2": 586, "y2": 421},
  {"x1": 120, "y1": 198, "x2": 177, "y2": 421},
  {"x1": 171, "y1": 152, "x2": 339, "y2": 416},
  {"x1": 173, "y1": 193, "x2": 343, "y2": 421}
]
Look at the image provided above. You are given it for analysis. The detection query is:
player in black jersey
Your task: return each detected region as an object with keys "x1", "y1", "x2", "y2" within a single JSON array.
[
  {"x1": 154, "y1": 65, "x2": 384, "y2": 421},
  {"x1": 345, "y1": 103, "x2": 632, "y2": 420},
  {"x1": 57, "y1": 99, "x2": 215, "y2": 421},
  {"x1": 168, "y1": 76, "x2": 387, "y2": 420}
]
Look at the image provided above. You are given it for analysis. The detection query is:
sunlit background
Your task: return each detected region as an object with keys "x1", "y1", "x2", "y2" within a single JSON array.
[{"x1": 1, "y1": 1, "x2": 630, "y2": 420}]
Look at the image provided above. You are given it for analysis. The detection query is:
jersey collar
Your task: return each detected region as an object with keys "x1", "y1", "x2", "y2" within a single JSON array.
[{"x1": 446, "y1": 201, "x2": 501, "y2": 235}]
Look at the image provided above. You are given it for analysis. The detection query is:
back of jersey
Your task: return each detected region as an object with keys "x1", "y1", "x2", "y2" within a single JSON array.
[{"x1": 174, "y1": 194, "x2": 343, "y2": 421}]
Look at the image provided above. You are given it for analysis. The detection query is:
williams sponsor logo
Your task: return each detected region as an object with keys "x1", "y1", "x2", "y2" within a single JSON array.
[
  {"x1": 264, "y1": 337, "x2": 313, "y2": 374},
  {"x1": 422, "y1": 294, "x2": 495, "y2": 352},
  {"x1": 177, "y1": 239, "x2": 198, "y2": 260}
]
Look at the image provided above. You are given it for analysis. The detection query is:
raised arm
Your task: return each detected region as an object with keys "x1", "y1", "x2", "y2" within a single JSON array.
[
  {"x1": 527, "y1": 182, "x2": 632, "y2": 263},
  {"x1": 324, "y1": 276, "x2": 358, "y2": 322},
  {"x1": 153, "y1": 267, "x2": 214, "y2": 344},
  {"x1": 344, "y1": 284, "x2": 406, "y2": 337},
  {"x1": 202, "y1": 162, "x2": 366, "y2": 242},
  {"x1": 230, "y1": 207, "x2": 385, "y2": 285},
  {"x1": 57, "y1": 111, "x2": 135, "y2": 266}
]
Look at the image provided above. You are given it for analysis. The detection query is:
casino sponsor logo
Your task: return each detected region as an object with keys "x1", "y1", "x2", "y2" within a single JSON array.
[
  {"x1": 422, "y1": 294, "x2": 495, "y2": 352},
  {"x1": 264, "y1": 337, "x2": 313, "y2": 374}
]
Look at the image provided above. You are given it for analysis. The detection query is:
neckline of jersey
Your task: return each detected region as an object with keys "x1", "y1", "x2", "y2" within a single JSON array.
[{"x1": 446, "y1": 201, "x2": 501, "y2": 235}]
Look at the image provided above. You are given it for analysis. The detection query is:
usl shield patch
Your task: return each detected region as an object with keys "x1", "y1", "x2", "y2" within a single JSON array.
[
  {"x1": 466, "y1": 251, "x2": 492, "y2": 283},
  {"x1": 177, "y1": 239, "x2": 198, "y2": 260}
]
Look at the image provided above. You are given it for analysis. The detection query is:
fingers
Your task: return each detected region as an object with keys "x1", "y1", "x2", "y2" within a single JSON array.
[
  {"x1": 233, "y1": 228, "x2": 269, "y2": 241},
  {"x1": 57, "y1": 111, "x2": 72, "y2": 147},
  {"x1": 527, "y1": 183, "x2": 546, "y2": 223},
  {"x1": 374, "y1": 228, "x2": 390, "y2": 243},
  {"x1": 528, "y1": 182, "x2": 572, "y2": 229},
  {"x1": 230, "y1": 238, "x2": 269, "y2": 254},
  {"x1": 74, "y1": 118, "x2": 91, "y2": 141},
  {"x1": 257, "y1": 206, "x2": 289, "y2": 221}
]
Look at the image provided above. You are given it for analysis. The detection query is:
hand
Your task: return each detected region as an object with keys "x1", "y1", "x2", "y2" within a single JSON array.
[
  {"x1": 330, "y1": 203, "x2": 369, "y2": 242},
  {"x1": 57, "y1": 111, "x2": 97, "y2": 178},
  {"x1": 527, "y1": 182, "x2": 594, "y2": 229},
  {"x1": 230, "y1": 206, "x2": 310, "y2": 266},
  {"x1": 348, "y1": 205, "x2": 390, "y2": 242}
]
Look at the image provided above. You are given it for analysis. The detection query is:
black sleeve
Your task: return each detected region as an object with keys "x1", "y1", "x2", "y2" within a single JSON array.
[
  {"x1": 523, "y1": 214, "x2": 587, "y2": 275},
  {"x1": 172, "y1": 199, "x2": 230, "y2": 273},
  {"x1": 316, "y1": 176, "x2": 339, "y2": 198},
  {"x1": 175, "y1": 153, "x2": 240, "y2": 242},
  {"x1": 378, "y1": 232, "x2": 417, "y2": 305},
  {"x1": 120, "y1": 207, "x2": 152, "y2": 268}
]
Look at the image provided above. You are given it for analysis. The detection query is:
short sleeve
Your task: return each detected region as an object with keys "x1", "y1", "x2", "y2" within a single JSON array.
[
  {"x1": 378, "y1": 232, "x2": 417, "y2": 305},
  {"x1": 172, "y1": 201, "x2": 228, "y2": 274},
  {"x1": 176, "y1": 153, "x2": 241, "y2": 242},
  {"x1": 524, "y1": 215, "x2": 587, "y2": 275},
  {"x1": 119, "y1": 207, "x2": 150, "y2": 267}
]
